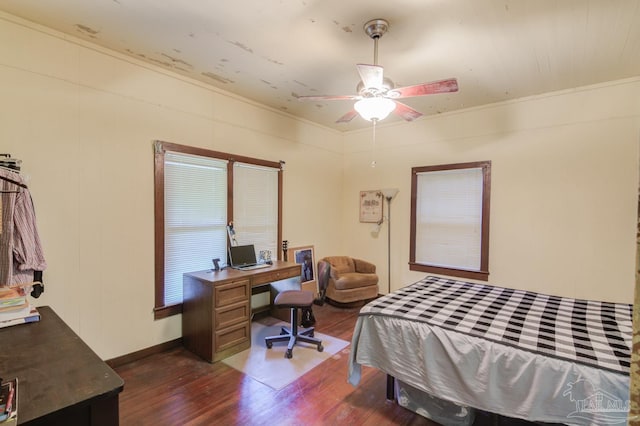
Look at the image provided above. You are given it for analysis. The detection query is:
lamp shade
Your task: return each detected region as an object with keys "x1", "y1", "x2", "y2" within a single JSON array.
[
  {"x1": 381, "y1": 188, "x2": 399, "y2": 200},
  {"x1": 354, "y1": 97, "x2": 396, "y2": 121}
]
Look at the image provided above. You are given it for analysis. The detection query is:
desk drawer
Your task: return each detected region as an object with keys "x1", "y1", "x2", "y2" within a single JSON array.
[
  {"x1": 215, "y1": 301, "x2": 250, "y2": 330},
  {"x1": 252, "y1": 267, "x2": 300, "y2": 286},
  {"x1": 215, "y1": 322, "x2": 250, "y2": 353},
  {"x1": 214, "y1": 279, "x2": 250, "y2": 307}
]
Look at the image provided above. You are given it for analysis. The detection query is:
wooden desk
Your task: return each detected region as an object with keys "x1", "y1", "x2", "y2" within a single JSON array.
[
  {"x1": 182, "y1": 260, "x2": 301, "y2": 362},
  {"x1": 0, "y1": 306, "x2": 124, "y2": 425}
]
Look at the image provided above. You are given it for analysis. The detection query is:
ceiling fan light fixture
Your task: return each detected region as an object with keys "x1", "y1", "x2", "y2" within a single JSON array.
[
  {"x1": 297, "y1": 17, "x2": 458, "y2": 125},
  {"x1": 354, "y1": 97, "x2": 396, "y2": 121}
]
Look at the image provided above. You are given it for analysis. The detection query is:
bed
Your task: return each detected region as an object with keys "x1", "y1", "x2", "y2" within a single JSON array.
[{"x1": 348, "y1": 276, "x2": 633, "y2": 425}]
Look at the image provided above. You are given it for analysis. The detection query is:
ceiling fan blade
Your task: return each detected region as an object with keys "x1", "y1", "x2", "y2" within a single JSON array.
[
  {"x1": 297, "y1": 94, "x2": 360, "y2": 101},
  {"x1": 336, "y1": 109, "x2": 359, "y2": 123},
  {"x1": 393, "y1": 101, "x2": 423, "y2": 121},
  {"x1": 356, "y1": 64, "x2": 384, "y2": 89},
  {"x1": 390, "y1": 78, "x2": 458, "y2": 98}
]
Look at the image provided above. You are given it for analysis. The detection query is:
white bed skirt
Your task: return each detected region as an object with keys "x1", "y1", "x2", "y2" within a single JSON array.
[{"x1": 348, "y1": 314, "x2": 630, "y2": 425}]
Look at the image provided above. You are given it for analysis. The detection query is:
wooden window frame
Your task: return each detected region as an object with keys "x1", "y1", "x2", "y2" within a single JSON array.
[
  {"x1": 409, "y1": 160, "x2": 491, "y2": 281},
  {"x1": 153, "y1": 140, "x2": 283, "y2": 319}
]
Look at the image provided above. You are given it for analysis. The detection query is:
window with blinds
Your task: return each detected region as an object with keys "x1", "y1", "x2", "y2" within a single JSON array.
[
  {"x1": 232, "y1": 162, "x2": 278, "y2": 256},
  {"x1": 153, "y1": 141, "x2": 283, "y2": 319},
  {"x1": 410, "y1": 161, "x2": 491, "y2": 281},
  {"x1": 164, "y1": 153, "x2": 228, "y2": 306}
]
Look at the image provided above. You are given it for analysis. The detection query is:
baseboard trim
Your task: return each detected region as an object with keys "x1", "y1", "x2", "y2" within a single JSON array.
[{"x1": 106, "y1": 338, "x2": 183, "y2": 368}]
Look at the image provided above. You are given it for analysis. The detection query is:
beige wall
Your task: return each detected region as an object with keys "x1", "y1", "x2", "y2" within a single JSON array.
[
  {"x1": 342, "y1": 79, "x2": 640, "y2": 303},
  {"x1": 2, "y1": 11, "x2": 639, "y2": 360},
  {"x1": 0, "y1": 13, "x2": 344, "y2": 359}
]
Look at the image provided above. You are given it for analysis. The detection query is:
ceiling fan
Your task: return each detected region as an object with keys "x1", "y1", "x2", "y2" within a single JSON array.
[{"x1": 298, "y1": 19, "x2": 459, "y2": 123}]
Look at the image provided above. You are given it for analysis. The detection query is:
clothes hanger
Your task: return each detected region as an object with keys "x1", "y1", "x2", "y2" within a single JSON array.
[
  {"x1": 0, "y1": 155, "x2": 25, "y2": 193},
  {"x1": 0, "y1": 175, "x2": 24, "y2": 193},
  {"x1": 0, "y1": 154, "x2": 21, "y2": 172}
]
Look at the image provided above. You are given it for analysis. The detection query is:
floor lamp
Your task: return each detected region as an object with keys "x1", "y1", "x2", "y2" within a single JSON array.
[{"x1": 381, "y1": 188, "x2": 399, "y2": 294}]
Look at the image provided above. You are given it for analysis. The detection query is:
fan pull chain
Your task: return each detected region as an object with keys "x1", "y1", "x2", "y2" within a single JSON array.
[{"x1": 370, "y1": 119, "x2": 377, "y2": 168}]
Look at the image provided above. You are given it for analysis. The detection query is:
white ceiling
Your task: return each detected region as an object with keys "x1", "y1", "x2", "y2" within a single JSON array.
[{"x1": 2, "y1": 0, "x2": 640, "y2": 131}]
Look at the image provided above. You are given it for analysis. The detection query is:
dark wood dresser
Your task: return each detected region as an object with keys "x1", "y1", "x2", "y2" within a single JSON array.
[{"x1": 0, "y1": 306, "x2": 124, "y2": 425}]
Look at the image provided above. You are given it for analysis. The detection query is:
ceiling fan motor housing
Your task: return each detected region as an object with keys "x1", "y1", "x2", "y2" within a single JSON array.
[{"x1": 356, "y1": 77, "x2": 395, "y2": 96}]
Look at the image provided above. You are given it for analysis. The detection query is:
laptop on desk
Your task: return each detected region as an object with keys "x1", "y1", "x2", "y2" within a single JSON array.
[{"x1": 228, "y1": 244, "x2": 270, "y2": 270}]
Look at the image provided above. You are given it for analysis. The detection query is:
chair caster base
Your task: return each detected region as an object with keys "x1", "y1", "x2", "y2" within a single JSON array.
[{"x1": 285, "y1": 349, "x2": 293, "y2": 359}]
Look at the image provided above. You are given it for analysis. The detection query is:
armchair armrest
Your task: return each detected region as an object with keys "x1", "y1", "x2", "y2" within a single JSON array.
[{"x1": 353, "y1": 258, "x2": 376, "y2": 273}]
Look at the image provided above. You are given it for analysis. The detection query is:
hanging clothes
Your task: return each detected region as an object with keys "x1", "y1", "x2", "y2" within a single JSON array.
[{"x1": 0, "y1": 167, "x2": 46, "y2": 287}]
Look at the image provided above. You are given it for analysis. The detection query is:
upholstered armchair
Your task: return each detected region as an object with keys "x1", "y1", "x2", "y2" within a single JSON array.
[{"x1": 320, "y1": 256, "x2": 379, "y2": 305}]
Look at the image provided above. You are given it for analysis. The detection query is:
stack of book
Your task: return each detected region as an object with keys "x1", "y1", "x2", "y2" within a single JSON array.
[
  {"x1": 0, "y1": 378, "x2": 17, "y2": 425},
  {"x1": 0, "y1": 286, "x2": 39, "y2": 329}
]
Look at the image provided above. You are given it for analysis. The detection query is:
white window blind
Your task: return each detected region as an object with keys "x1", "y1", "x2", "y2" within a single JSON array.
[
  {"x1": 415, "y1": 167, "x2": 483, "y2": 271},
  {"x1": 164, "y1": 152, "x2": 228, "y2": 305},
  {"x1": 232, "y1": 162, "x2": 278, "y2": 256}
]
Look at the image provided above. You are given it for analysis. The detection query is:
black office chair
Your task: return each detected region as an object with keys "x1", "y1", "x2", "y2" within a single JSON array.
[{"x1": 265, "y1": 260, "x2": 331, "y2": 359}]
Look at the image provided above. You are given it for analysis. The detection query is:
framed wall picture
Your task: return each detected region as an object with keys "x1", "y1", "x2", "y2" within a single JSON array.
[
  {"x1": 287, "y1": 245, "x2": 316, "y2": 285},
  {"x1": 359, "y1": 190, "x2": 383, "y2": 223}
]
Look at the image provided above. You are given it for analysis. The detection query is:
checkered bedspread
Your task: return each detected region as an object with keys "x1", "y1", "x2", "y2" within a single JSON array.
[{"x1": 360, "y1": 276, "x2": 633, "y2": 375}]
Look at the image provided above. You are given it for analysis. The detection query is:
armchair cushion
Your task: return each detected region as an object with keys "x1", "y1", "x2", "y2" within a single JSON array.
[{"x1": 333, "y1": 272, "x2": 378, "y2": 291}]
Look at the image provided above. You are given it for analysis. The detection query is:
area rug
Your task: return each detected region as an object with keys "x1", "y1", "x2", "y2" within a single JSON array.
[{"x1": 222, "y1": 318, "x2": 349, "y2": 391}]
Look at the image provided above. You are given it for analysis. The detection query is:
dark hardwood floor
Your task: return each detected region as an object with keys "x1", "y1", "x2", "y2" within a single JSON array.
[{"x1": 114, "y1": 303, "x2": 537, "y2": 426}]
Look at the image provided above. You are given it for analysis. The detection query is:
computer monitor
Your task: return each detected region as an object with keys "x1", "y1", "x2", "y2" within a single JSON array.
[{"x1": 228, "y1": 244, "x2": 258, "y2": 268}]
